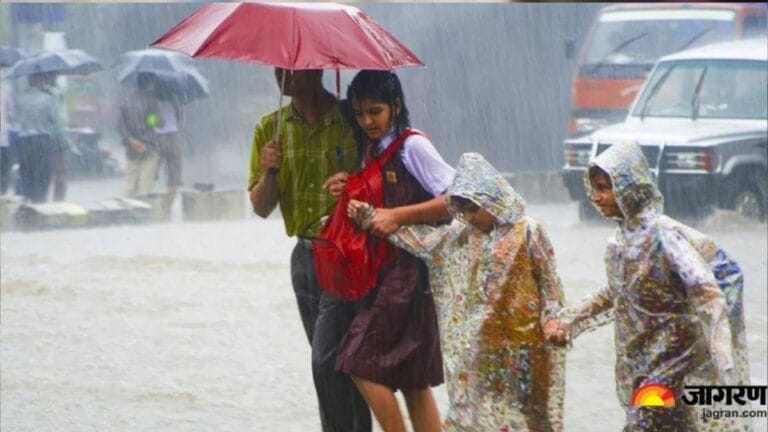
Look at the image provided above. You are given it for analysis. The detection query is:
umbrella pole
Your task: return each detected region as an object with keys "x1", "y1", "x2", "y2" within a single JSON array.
[
  {"x1": 274, "y1": 70, "x2": 287, "y2": 143},
  {"x1": 336, "y1": 69, "x2": 340, "y2": 99}
]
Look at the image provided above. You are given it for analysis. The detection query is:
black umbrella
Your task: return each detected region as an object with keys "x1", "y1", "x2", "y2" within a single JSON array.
[
  {"x1": 114, "y1": 49, "x2": 209, "y2": 104},
  {"x1": 0, "y1": 46, "x2": 25, "y2": 67},
  {"x1": 5, "y1": 49, "x2": 102, "y2": 78}
]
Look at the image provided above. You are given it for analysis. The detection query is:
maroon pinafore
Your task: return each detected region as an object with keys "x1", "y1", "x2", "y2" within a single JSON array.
[{"x1": 335, "y1": 131, "x2": 445, "y2": 389}]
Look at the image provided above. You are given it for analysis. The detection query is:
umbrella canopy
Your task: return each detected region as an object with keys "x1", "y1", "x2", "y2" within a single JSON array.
[
  {"x1": 114, "y1": 48, "x2": 210, "y2": 104},
  {"x1": 151, "y1": 2, "x2": 424, "y2": 71},
  {"x1": 0, "y1": 46, "x2": 25, "y2": 67},
  {"x1": 5, "y1": 49, "x2": 102, "y2": 78}
]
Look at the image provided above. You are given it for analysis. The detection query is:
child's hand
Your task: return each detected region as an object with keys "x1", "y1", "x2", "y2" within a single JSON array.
[
  {"x1": 323, "y1": 171, "x2": 350, "y2": 198},
  {"x1": 543, "y1": 318, "x2": 570, "y2": 347},
  {"x1": 368, "y1": 208, "x2": 402, "y2": 237},
  {"x1": 347, "y1": 200, "x2": 373, "y2": 229}
]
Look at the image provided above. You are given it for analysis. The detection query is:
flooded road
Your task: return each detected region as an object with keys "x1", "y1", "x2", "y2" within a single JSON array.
[{"x1": 2, "y1": 193, "x2": 766, "y2": 431}]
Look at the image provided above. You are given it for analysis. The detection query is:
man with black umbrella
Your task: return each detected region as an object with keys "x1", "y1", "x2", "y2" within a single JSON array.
[
  {"x1": 118, "y1": 71, "x2": 162, "y2": 197},
  {"x1": 13, "y1": 71, "x2": 67, "y2": 203}
]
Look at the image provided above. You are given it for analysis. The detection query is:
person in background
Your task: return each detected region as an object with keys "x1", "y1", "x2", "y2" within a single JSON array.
[
  {"x1": 118, "y1": 71, "x2": 161, "y2": 197},
  {"x1": 551, "y1": 142, "x2": 751, "y2": 431},
  {"x1": 14, "y1": 71, "x2": 66, "y2": 203},
  {"x1": 45, "y1": 72, "x2": 68, "y2": 201},
  {"x1": 0, "y1": 74, "x2": 15, "y2": 195},
  {"x1": 154, "y1": 92, "x2": 183, "y2": 216},
  {"x1": 248, "y1": 67, "x2": 371, "y2": 432}
]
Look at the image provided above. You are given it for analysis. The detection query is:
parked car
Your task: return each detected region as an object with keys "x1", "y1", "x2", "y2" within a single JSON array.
[
  {"x1": 563, "y1": 38, "x2": 768, "y2": 220},
  {"x1": 566, "y1": 3, "x2": 767, "y2": 137}
]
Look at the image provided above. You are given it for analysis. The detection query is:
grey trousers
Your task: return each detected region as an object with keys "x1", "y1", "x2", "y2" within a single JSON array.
[{"x1": 290, "y1": 241, "x2": 372, "y2": 432}]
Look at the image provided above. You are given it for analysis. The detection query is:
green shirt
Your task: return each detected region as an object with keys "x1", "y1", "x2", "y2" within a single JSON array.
[{"x1": 248, "y1": 102, "x2": 359, "y2": 238}]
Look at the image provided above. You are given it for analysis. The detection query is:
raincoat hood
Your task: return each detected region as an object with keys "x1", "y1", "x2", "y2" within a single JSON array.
[
  {"x1": 446, "y1": 152, "x2": 525, "y2": 225},
  {"x1": 584, "y1": 142, "x2": 664, "y2": 220}
]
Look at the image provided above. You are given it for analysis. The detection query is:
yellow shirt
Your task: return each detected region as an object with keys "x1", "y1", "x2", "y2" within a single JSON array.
[{"x1": 248, "y1": 102, "x2": 359, "y2": 238}]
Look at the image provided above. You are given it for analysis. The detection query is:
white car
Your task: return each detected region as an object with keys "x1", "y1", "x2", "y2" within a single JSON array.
[{"x1": 563, "y1": 38, "x2": 768, "y2": 220}]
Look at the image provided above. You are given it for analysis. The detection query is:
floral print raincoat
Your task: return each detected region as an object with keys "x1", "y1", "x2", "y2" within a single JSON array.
[
  {"x1": 560, "y1": 142, "x2": 752, "y2": 431},
  {"x1": 375, "y1": 153, "x2": 567, "y2": 431}
]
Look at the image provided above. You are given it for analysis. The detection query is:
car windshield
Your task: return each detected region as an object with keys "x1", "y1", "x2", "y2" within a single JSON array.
[
  {"x1": 632, "y1": 59, "x2": 768, "y2": 120},
  {"x1": 585, "y1": 9, "x2": 735, "y2": 67}
]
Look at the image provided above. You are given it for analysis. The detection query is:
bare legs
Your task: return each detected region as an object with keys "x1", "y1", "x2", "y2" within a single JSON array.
[
  {"x1": 402, "y1": 388, "x2": 441, "y2": 432},
  {"x1": 352, "y1": 376, "x2": 440, "y2": 432}
]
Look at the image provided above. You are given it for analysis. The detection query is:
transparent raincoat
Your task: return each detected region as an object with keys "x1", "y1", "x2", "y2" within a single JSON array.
[
  {"x1": 360, "y1": 153, "x2": 566, "y2": 431},
  {"x1": 560, "y1": 142, "x2": 752, "y2": 431}
]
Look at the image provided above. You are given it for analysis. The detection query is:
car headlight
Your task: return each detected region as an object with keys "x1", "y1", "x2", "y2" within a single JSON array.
[
  {"x1": 564, "y1": 144, "x2": 592, "y2": 167},
  {"x1": 572, "y1": 117, "x2": 611, "y2": 134},
  {"x1": 665, "y1": 150, "x2": 713, "y2": 171}
]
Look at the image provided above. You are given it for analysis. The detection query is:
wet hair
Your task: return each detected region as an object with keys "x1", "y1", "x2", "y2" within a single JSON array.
[
  {"x1": 449, "y1": 195, "x2": 480, "y2": 213},
  {"x1": 346, "y1": 70, "x2": 411, "y2": 144}
]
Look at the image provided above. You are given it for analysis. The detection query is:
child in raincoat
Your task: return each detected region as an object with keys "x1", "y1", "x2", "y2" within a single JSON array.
[
  {"x1": 349, "y1": 152, "x2": 567, "y2": 432},
  {"x1": 554, "y1": 142, "x2": 751, "y2": 431}
]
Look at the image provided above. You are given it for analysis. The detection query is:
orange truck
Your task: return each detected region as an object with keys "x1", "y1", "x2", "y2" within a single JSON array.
[{"x1": 567, "y1": 2, "x2": 767, "y2": 137}]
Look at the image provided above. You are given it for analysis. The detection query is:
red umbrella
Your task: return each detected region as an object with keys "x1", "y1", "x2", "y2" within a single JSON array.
[
  {"x1": 151, "y1": 1, "x2": 424, "y2": 141},
  {"x1": 151, "y1": 2, "x2": 424, "y2": 71}
]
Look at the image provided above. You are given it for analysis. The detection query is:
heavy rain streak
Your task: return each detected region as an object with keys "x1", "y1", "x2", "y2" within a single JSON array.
[{"x1": 1, "y1": 2, "x2": 766, "y2": 431}]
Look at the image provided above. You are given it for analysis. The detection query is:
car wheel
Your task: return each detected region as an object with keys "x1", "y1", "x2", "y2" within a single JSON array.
[{"x1": 733, "y1": 186, "x2": 765, "y2": 220}]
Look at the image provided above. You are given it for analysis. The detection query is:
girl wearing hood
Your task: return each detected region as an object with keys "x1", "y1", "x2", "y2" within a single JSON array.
[
  {"x1": 349, "y1": 152, "x2": 568, "y2": 431},
  {"x1": 554, "y1": 142, "x2": 751, "y2": 431}
]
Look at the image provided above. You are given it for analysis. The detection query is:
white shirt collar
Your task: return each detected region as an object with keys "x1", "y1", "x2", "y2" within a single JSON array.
[{"x1": 377, "y1": 128, "x2": 398, "y2": 150}]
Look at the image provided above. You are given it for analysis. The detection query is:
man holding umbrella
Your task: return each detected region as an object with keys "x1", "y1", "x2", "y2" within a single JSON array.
[
  {"x1": 117, "y1": 71, "x2": 162, "y2": 197},
  {"x1": 13, "y1": 71, "x2": 67, "y2": 203},
  {"x1": 153, "y1": 3, "x2": 427, "y2": 429},
  {"x1": 7, "y1": 48, "x2": 102, "y2": 202},
  {"x1": 248, "y1": 68, "x2": 370, "y2": 432},
  {"x1": 114, "y1": 49, "x2": 209, "y2": 207},
  {"x1": 0, "y1": 47, "x2": 23, "y2": 195}
]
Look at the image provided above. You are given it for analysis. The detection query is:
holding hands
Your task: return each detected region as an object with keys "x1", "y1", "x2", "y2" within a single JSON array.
[
  {"x1": 346, "y1": 199, "x2": 401, "y2": 237},
  {"x1": 347, "y1": 199, "x2": 371, "y2": 227},
  {"x1": 543, "y1": 318, "x2": 571, "y2": 347}
]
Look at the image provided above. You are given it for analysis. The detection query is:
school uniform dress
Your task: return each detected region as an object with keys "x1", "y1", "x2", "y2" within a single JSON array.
[{"x1": 336, "y1": 129, "x2": 454, "y2": 390}]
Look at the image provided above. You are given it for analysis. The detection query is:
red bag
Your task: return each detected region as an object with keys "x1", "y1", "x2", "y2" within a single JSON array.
[{"x1": 313, "y1": 129, "x2": 422, "y2": 300}]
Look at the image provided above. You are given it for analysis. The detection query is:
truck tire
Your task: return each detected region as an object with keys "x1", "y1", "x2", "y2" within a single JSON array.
[
  {"x1": 724, "y1": 169, "x2": 767, "y2": 221},
  {"x1": 733, "y1": 185, "x2": 765, "y2": 220}
]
